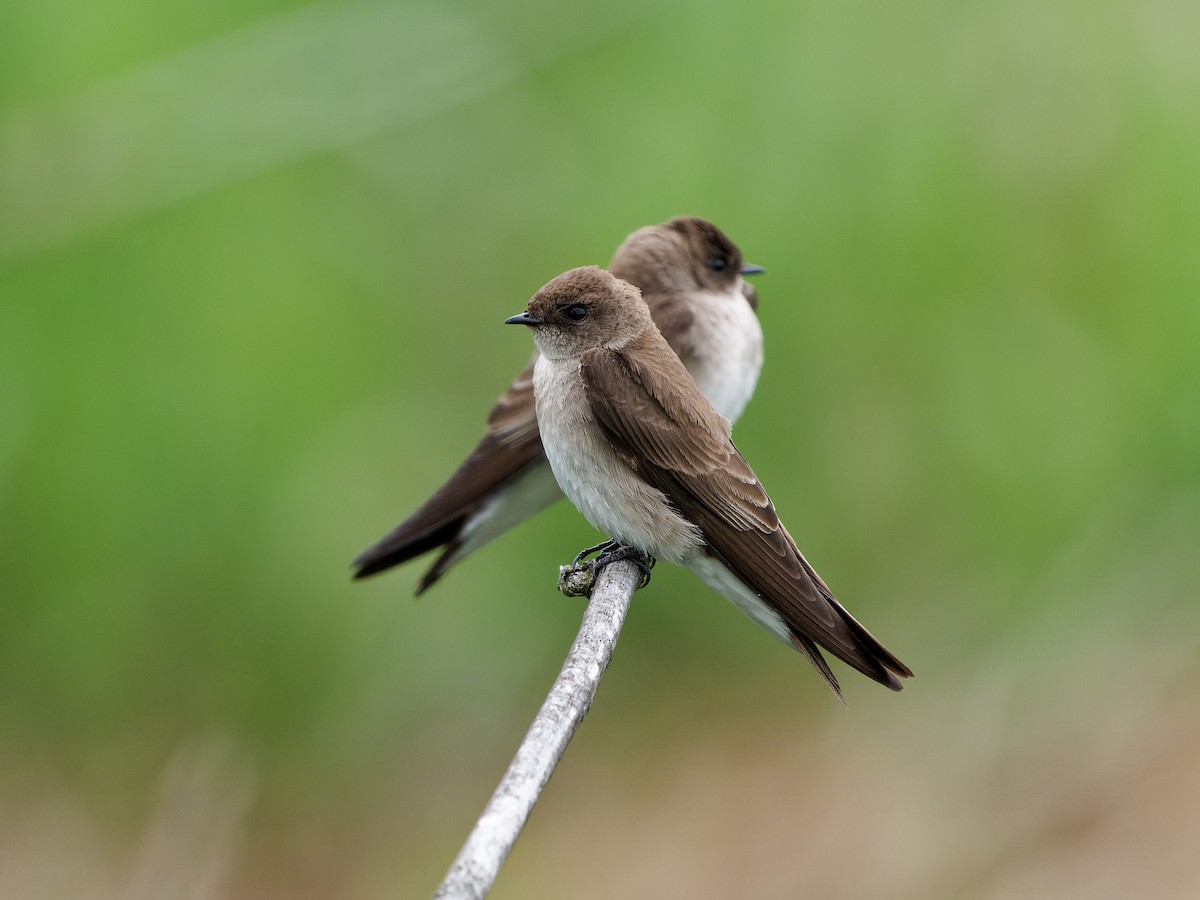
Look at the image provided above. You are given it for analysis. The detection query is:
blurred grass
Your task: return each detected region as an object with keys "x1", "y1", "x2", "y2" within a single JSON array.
[{"x1": 2, "y1": 0, "x2": 1199, "y2": 897}]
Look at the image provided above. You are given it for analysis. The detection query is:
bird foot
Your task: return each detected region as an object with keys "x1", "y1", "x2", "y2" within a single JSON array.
[
  {"x1": 571, "y1": 539, "x2": 620, "y2": 568},
  {"x1": 558, "y1": 542, "x2": 656, "y2": 597}
]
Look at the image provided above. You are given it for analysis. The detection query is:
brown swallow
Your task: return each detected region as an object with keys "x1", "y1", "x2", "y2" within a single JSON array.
[{"x1": 506, "y1": 266, "x2": 912, "y2": 697}]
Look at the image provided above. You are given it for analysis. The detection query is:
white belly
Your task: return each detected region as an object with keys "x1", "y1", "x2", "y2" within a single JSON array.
[
  {"x1": 684, "y1": 290, "x2": 764, "y2": 425},
  {"x1": 533, "y1": 355, "x2": 702, "y2": 562}
]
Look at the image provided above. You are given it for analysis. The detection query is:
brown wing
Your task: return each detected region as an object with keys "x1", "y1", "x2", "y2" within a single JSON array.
[
  {"x1": 642, "y1": 290, "x2": 699, "y2": 371},
  {"x1": 580, "y1": 342, "x2": 911, "y2": 691},
  {"x1": 352, "y1": 355, "x2": 546, "y2": 588}
]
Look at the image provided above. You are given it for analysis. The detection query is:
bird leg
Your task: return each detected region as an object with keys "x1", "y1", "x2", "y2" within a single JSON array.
[{"x1": 558, "y1": 541, "x2": 655, "y2": 597}]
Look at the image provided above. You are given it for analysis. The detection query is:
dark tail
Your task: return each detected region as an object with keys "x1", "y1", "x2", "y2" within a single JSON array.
[{"x1": 352, "y1": 517, "x2": 464, "y2": 583}]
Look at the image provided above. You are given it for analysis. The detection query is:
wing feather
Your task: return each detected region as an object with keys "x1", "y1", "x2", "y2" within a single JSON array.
[
  {"x1": 581, "y1": 343, "x2": 911, "y2": 690},
  {"x1": 353, "y1": 356, "x2": 547, "y2": 586}
]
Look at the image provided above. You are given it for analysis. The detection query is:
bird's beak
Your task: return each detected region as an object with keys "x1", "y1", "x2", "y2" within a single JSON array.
[
  {"x1": 740, "y1": 263, "x2": 766, "y2": 276},
  {"x1": 505, "y1": 312, "x2": 543, "y2": 326}
]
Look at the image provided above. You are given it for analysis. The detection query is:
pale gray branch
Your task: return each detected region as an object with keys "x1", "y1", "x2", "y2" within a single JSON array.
[{"x1": 432, "y1": 558, "x2": 642, "y2": 900}]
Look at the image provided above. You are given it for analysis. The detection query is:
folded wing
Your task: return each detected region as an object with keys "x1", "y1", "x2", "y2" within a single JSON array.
[{"x1": 580, "y1": 344, "x2": 911, "y2": 692}]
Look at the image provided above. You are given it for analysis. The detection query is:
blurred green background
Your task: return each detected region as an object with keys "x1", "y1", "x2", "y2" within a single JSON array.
[{"x1": 2, "y1": 0, "x2": 1198, "y2": 897}]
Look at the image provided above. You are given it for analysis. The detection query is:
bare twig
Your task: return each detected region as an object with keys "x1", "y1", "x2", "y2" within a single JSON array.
[{"x1": 432, "y1": 558, "x2": 643, "y2": 899}]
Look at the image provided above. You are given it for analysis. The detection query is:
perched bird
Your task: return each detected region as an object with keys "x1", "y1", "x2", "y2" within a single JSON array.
[
  {"x1": 353, "y1": 217, "x2": 765, "y2": 592},
  {"x1": 505, "y1": 266, "x2": 912, "y2": 697}
]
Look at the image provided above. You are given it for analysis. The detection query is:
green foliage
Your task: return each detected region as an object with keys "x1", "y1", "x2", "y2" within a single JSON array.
[{"x1": 2, "y1": 0, "x2": 1197, "y2": 896}]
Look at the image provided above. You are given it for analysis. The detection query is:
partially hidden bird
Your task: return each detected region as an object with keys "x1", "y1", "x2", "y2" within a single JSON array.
[{"x1": 353, "y1": 217, "x2": 766, "y2": 592}]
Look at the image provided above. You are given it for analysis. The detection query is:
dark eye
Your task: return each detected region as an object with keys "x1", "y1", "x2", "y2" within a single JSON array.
[
  {"x1": 564, "y1": 305, "x2": 588, "y2": 322},
  {"x1": 708, "y1": 257, "x2": 727, "y2": 272}
]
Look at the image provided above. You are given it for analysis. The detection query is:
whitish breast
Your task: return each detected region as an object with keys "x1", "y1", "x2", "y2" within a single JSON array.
[
  {"x1": 684, "y1": 289, "x2": 764, "y2": 425},
  {"x1": 532, "y1": 354, "x2": 702, "y2": 562}
]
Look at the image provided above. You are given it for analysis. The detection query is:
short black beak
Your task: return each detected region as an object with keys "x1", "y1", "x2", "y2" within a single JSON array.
[
  {"x1": 740, "y1": 262, "x2": 766, "y2": 276},
  {"x1": 505, "y1": 312, "x2": 543, "y2": 326}
]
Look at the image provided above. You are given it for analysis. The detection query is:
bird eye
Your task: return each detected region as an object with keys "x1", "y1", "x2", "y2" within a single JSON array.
[
  {"x1": 564, "y1": 305, "x2": 588, "y2": 322},
  {"x1": 708, "y1": 257, "x2": 727, "y2": 272}
]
